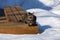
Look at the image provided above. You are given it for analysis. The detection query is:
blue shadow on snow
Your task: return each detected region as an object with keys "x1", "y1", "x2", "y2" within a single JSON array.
[
  {"x1": 0, "y1": 0, "x2": 52, "y2": 10},
  {"x1": 37, "y1": 22, "x2": 52, "y2": 33}
]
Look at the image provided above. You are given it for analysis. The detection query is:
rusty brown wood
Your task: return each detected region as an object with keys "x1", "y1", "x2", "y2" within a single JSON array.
[{"x1": 0, "y1": 23, "x2": 38, "y2": 34}]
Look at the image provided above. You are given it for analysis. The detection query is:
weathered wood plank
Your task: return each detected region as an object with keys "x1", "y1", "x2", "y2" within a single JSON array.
[{"x1": 0, "y1": 23, "x2": 38, "y2": 34}]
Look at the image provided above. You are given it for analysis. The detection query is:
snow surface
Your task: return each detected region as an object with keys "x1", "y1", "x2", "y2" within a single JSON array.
[
  {"x1": 0, "y1": 34, "x2": 40, "y2": 40},
  {"x1": 38, "y1": 0, "x2": 60, "y2": 7},
  {"x1": 51, "y1": 5, "x2": 60, "y2": 15},
  {"x1": 0, "y1": 0, "x2": 60, "y2": 40}
]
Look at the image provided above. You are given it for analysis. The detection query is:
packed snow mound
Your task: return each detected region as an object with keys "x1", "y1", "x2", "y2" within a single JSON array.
[
  {"x1": 26, "y1": 8, "x2": 58, "y2": 17},
  {"x1": 51, "y1": 5, "x2": 60, "y2": 15},
  {"x1": 0, "y1": 34, "x2": 40, "y2": 40},
  {"x1": 38, "y1": 0, "x2": 54, "y2": 6},
  {"x1": 40, "y1": 28, "x2": 60, "y2": 40},
  {"x1": 38, "y1": 0, "x2": 60, "y2": 7},
  {"x1": 37, "y1": 17, "x2": 60, "y2": 28},
  {"x1": 51, "y1": 10, "x2": 60, "y2": 15},
  {"x1": 52, "y1": 5, "x2": 60, "y2": 10},
  {"x1": 26, "y1": 8, "x2": 46, "y2": 13}
]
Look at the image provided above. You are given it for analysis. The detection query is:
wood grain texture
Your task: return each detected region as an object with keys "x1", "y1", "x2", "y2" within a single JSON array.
[
  {"x1": 4, "y1": 6, "x2": 26, "y2": 22},
  {"x1": 0, "y1": 23, "x2": 38, "y2": 34}
]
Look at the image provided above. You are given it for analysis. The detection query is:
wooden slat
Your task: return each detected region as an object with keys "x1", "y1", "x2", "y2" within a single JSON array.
[
  {"x1": 0, "y1": 23, "x2": 38, "y2": 34},
  {"x1": 4, "y1": 6, "x2": 26, "y2": 22},
  {"x1": 4, "y1": 7, "x2": 10, "y2": 22}
]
